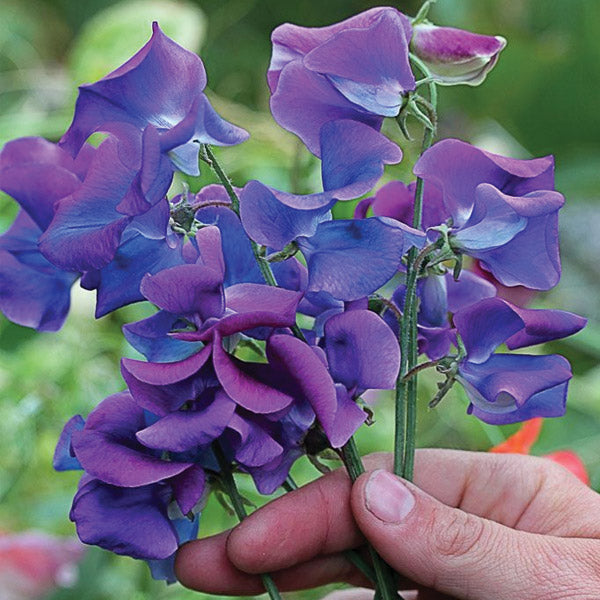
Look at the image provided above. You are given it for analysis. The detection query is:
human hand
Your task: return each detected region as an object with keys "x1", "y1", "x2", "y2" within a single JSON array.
[{"x1": 175, "y1": 449, "x2": 600, "y2": 599}]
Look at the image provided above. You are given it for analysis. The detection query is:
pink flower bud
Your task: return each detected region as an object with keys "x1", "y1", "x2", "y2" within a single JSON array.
[{"x1": 411, "y1": 23, "x2": 506, "y2": 86}]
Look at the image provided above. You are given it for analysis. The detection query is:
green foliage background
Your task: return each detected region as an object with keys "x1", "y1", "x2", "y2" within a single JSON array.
[{"x1": 0, "y1": 1, "x2": 598, "y2": 598}]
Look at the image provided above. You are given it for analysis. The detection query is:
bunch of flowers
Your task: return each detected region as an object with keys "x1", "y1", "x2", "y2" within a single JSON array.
[{"x1": 0, "y1": 2, "x2": 586, "y2": 597}]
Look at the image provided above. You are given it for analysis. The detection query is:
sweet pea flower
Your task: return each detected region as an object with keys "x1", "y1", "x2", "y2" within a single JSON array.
[
  {"x1": 54, "y1": 393, "x2": 203, "y2": 562},
  {"x1": 60, "y1": 23, "x2": 248, "y2": 175},
  {"x1": 0, "y1": 137, "x2": 93, "y2": 330},
  {"x1": 389, "y1": 269, "x2": 497, "y2": 360},
  {"x1": 269, "y1": 8, "x2": 415, "y2": 155},
  {"x1": 411, "y1": 24, "x2": 506, "y2": 86},
  {"x1": 40, "y1": 23, "x2": 247, "y2": 274},
  {"x1": 240, "y1": 120, "x2": 425, "y2": 301},
  {"x1": 413, "y1": 139, "x2": 564, "y2": 290},
  {"x1": 453, "y1": 298, "x2": 586, "y2": 424}
]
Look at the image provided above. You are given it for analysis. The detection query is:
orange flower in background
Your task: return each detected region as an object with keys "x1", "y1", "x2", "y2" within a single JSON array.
[{"x1": 490, "y1": 418, "x2": 590, "y2": 485}]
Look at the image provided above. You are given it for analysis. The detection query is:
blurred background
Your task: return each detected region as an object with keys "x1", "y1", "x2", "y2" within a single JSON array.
[{"x1": 0, "y1": 0, "x2": 598, "y2": 598}]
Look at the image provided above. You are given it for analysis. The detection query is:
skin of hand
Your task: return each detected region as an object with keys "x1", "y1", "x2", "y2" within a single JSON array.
[{"x1": 175, "y1": 449, "x2": 600, "y2": 600}]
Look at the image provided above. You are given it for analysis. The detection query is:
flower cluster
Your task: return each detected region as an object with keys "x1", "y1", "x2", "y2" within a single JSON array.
[{"x1": 0, "y1": 4, "x2": 585, "y2": 587}]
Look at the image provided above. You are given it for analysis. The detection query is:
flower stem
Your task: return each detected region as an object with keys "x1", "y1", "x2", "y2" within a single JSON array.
[
  {"x1": 394, "y1": 58, "x2": 438, "y2": 481},
  {"x1": 213, "y1": 442, "x2": 284, "y2": 600},
  {"x1": 341, "y1": 438, "x2": 403, "y2": 600},
  {"x1": 205, "y1": 146, "x2": 387, "y2": 591}
]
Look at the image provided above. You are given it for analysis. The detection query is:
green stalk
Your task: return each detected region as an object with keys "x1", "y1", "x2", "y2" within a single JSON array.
[
  {"x1": 394, "y1": 56, "x2": 438, "y2": 480},
  {"x1": 341, "y1": 438, "x2": 403, "y2": 600},
  {"x1": 213, "y1": 443, "x2": 284, "y2": 600}
]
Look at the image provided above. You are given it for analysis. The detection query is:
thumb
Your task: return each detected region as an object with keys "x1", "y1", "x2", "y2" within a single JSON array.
[{"x1": 351, "y1": 470, "x2": 597, "y2": 600}]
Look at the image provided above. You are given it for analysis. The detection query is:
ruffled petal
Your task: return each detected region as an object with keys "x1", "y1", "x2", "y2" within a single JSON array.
[
  {"x1": 453, "y1": 297, "x2": 524, "y2": 364},
  {"x1": 140, "y1": 264, "x2": 224, "y2": 319},
  {"x1": 70, "y1": 479, "x2": 177, "y2": 560},
  {"x1": 298, "y1": 217, "x2": 425, "y2": 301},
  {"x1": 270, "y1": 61, "x2": 383, "y2": 157},
  {"x1": 459, "y1": 353, "x2": 572, "y2": 424},
  {"x1": 136, "y1": 391, "x2": 235, "y2": 452},
  {"x1": 324, "y1": 310, "x2": 400, "y2": 390},
  {"x1": 304, "y1": 9, "x2": 414, "y2": 116},
  {"x1": 506, "y1": 306, "x2": 587, "y2": 350}
]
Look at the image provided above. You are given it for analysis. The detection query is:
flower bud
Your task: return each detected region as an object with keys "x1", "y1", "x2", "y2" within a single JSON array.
[{"x1": 411, "y1": 23, "x2": 506, "y2": 86}]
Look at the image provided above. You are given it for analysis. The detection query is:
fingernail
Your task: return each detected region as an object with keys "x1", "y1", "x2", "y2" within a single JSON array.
[{"x1": 365, "y1": 470, "x2": 415, "y2": 523}]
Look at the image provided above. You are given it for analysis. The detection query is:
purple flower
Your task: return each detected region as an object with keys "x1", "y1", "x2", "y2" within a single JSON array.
[
  {"x1": 60, "y1": 23, "x2": 248, "y2": 175},
  {"x1": 39, "y1": 23, "x2": 248, "y2": 274},
  {"x1": 269, "y1": 8, "x2": 414, "y2": 155},
  {"x1": 414, "y1": 139, "x2": 564, "y2": 290},
  {"x1": 239, "y1": 120, "x2": 423, "y2": 301},
  {"x1": 388, "y1": 269, "x2": 497, "y2": 360},
  {"x1": 0, "y1": 137, "x2": 93, "y2": 330},
  {"x1": 411, "y1": 24, "x2": 506, "y2": 86},
  {"x1": 453, "y1": 298, "x2": 586, "y2": 424},
  {"x1": 58, "y1": 392, "x2": 204, "y2": 560}
]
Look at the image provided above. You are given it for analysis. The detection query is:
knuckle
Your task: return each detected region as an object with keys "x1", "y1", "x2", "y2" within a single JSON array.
[{"x1": 429, "y1": 507, "x2": 489, "y2": 561}]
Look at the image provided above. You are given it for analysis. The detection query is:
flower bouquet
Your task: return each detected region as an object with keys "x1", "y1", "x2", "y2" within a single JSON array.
[{"x1": 0, "y1": 1, "x2": 587, "y2": 598}]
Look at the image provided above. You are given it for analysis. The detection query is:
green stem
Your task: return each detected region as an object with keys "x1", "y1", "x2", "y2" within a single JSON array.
[
  {"x1": 341, "y1": 439, "x2": 403, "y2": 600},
  {"x1": 213, "y1": 443, "x2": 284, "y2": 600},
  {"x1": 203, "y1": 146, "x2": 240, "y2": 214},
  {"x1": 394, "y1": 57, "x2": 438, "y2": 481},
  {"x1": 205, "y1": 146, "x2": 385, "y2": 590}
]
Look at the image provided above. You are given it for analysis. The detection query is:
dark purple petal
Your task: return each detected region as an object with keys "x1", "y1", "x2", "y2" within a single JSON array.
[
  {"x1": 212, "y1": 335, "x2": 294, "y2": 413},
  {"x1": 169, "y1": 465, "x2": 206, "y2": 515},
  {"x1": 136, "y1": 391, "x2": 235, "y2": 452},
  {"x1": 297, "y1": 217, "x2": 426, "y2": 301},
  {"x1": 506, "y1": 307, "x2": 587, "y2": 350},
  {"x1": 71, "y1": 392, "x2": 193, "y2": 487},
  {"x1": 357, "y1": 180, "x2": 448, "y2": 230},
  {"x1": 414, "y1": 139, "x2": 556, "y2": 227},
  {"x1": 453, "y1": 297, "x2": 524, "y2": 364},
  {"x1": 228, "y1": 414, "x2": 283, "y2": 467},
  {"x1": 194, "y1": 225, "x2": 226, "y2": 278},
  {"x1": 0, "y1": 211, "x2": 78, "y2": 331},
  {"x1": 459, "y1": 353, "x2": 572, "y2": 424},
  {"x1": 304, "y1": 9, "x2": 414, "y2": 116},
  {"x1": 72, "y1": 428, "x2": 192, "y2": 487},
  {"x1": 221, "y1": 283, "x2": 302, "y2": 330},
  {"x1": 418, "y1": 325, "x2": 454, "y2": 361},
  {"x1": 445, "y1": 270, "x2": 496, "y2": 313},
  {"x1": 71, "y1": 479, "x2": 178, "y2": 560},
  {"x1": 324, "y1": 310, "x2": 400, "y2": 390},
  {"x1": 417, "y1": 275, "x2": 448, "y2": 328},
  {"x1": 267, "y1": 334, "x2": 362, "y2": 447},
  {"x1": 121, "y1": 345, "x2": 212, "y2": 387},
  {"x1": 0, "y1": 137, "x2": 86, "y2": 230},
  {"x1": 270, "y1": 61, "x2": 383, "y2": 157},
  {"x1": 411, "y1": 24, "x2": 506, "y2": 86},
  {"x1": 121, "y1": 358, "x2": 213, "y2": 416},
  {"x1": 140, "y1": 264, "x2": 224, "y2": 319},
  {"x1": 53, "y1": 415, "x2": 85, "y2": 471}
]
